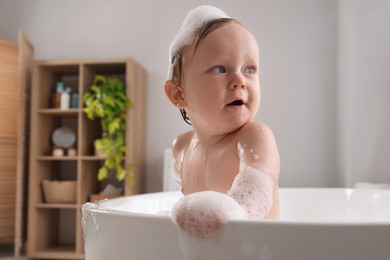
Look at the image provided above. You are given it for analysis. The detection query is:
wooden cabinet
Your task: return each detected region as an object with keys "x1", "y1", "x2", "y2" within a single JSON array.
[
  {"x1": 0, "y1": 38, "x2": 19, "y2": 245},
  {"x1": 0, "y1": 32, "x2": 33, "y2": 258},
  {"x1": 27, "y1": 58, "x2": 146, "y2": 259}
]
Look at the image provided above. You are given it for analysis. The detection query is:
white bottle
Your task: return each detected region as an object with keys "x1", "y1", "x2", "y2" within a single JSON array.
[{"x1": 60, "y1": 89, "x2": 70, "y2": 110}]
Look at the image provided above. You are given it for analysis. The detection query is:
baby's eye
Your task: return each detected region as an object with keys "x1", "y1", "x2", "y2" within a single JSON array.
[
  {"x1": 210, "y1": 66, "x2": 226, "y2": 73},
  {"x1": 244, "y1": 66, "x2": 256, "y2": 74}
]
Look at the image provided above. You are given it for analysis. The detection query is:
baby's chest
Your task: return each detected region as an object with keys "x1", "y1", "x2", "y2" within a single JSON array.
[{"x1": 181, "y1": 150, "x2": 240, "y2": 193}]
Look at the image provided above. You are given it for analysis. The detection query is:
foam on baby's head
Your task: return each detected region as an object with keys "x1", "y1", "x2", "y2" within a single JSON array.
[{"x1": 167, "y1": 5, "x2": 230, "y2": 80}]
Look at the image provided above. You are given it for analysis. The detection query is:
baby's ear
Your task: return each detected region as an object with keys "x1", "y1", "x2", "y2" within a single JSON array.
[{"x1": 164, "y1": 80, "x2": 187, "y2": 109}]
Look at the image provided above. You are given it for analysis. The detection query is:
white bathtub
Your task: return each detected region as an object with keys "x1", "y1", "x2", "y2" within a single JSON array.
[{"x1": 82, "y1": 188, "x2": 390, "y2": 260}]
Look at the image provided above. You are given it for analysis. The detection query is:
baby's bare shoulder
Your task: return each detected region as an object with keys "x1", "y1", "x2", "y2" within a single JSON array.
[
  {"x1": 237, "y1": 121, "x2": 278, "y2": 156},
  {"x1": 172, "y1": 131, "x2": 194, "y2": 157},
  {"x1": 238, "y1": 122, "x2": 275, "y2": 141},
  {"x1": 237, "y1": 122, "x2": 280, "y2": 183}
]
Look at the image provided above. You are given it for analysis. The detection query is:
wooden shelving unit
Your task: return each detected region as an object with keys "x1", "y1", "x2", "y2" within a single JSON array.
[{"x1": 27, "y1": 58, "x2": 147, "y2": 259}]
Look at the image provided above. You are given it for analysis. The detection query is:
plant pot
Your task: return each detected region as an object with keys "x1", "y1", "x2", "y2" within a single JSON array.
[{"x1": 42, "y1": 180, "x2": 77, "y2": 203}]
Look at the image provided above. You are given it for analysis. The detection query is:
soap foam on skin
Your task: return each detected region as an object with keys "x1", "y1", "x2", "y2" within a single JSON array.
[
  {"x1": 172, "y1": 191, "x2": 247, "y2": 260},
  {"x1": 228, "y1": 167, "x2": 273, "y2": 218},
  {"x1": 172, "y1": 191, "x2": 247, "y2": 240}
]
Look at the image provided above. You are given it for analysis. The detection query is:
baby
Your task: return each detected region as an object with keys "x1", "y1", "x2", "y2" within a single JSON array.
[{"x1": 164, "y1": 6, "x2": 280, "y2": 240}]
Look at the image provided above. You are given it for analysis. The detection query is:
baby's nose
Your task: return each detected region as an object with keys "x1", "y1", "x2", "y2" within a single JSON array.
[{"x1": 229, "y1": 72, "x2": 246, "y2": 89}]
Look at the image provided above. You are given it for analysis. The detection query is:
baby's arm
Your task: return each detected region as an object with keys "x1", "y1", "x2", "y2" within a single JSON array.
[{"x1": 229, "y1": 122, "x2": 280, "y2": 219}]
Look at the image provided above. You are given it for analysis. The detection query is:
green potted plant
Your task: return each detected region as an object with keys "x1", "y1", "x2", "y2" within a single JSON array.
[{"x1": 83, "y1": 75, "x2": 135, "y2": 185}]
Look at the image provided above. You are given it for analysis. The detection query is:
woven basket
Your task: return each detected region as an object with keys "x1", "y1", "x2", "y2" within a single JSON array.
[{"x1": 42, "y1": 180, "x2": 77, "y2": 203}]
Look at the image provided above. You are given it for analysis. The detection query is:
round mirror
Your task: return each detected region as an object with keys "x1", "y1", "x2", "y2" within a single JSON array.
[{"x1": 52, "y1": 127, "x2": 76, "y2": 148}]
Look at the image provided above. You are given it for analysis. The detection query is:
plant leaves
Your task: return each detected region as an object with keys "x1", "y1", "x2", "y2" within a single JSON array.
[
  {"x1": 114, "y1": 153, "x2": 122, "y2": 165},
  {"x1": 82, "y1": 92, "x2": 91, "y2": 102},
  {"x1": 98, "y1": 167, "x2": 108, "y2": 181},
  {"x1": 116, "y1": 166, "x2": 126, "y2": 181},
  {"x1": 83, "y1": 74, "x2": 135, "y2": 182},
  {"x1": 105, "y1": 158, "x2": 115, "y2": 169},
  {"x1": 103, "y1": 96, "x2": 116, "y2": 108},
  {"x1": 125, "y1": 99, "x2": 133, "y2": 109},
  {"x1": 108, "y1": 118, "x2": 121, "y2": 135},
  {"x1": 95, "y1": 75, "x2": 107, "y2": 85},
  {"x1": 127, "y1": 164, "x2": 136, "y2": 188}
]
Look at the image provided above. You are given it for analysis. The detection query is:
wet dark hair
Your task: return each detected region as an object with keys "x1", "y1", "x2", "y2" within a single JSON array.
[{"x1": 171, "y1": 18, "x2": 239, "y2": 125}]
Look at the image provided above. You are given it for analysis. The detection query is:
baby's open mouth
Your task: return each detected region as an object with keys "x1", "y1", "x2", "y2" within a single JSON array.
[{"x1": 227, "y1": 100, "x2": 244, "y2": 106}]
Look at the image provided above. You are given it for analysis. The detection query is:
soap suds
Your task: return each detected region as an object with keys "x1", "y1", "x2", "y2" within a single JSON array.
[
  {"x1": 228, "y1": 166, "x2": 273, "y2": 218},
  {"x1": 167, "y1": 5, "x2": 230, "y2": 79},
  {"x1": 172, "y1": 191, "x2": 247, "y2": 240},
  {"x1": 172, "y1": 191, "x2": 247, "y2": 259}
]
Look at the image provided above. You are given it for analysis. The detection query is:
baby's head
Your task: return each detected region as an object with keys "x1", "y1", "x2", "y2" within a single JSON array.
[
  {"x1": 165, "y1": 6, "x2": 260, "y2": 132},
  {"x1": 167, "y1": 6, "x2": 235, "y2": 83}
]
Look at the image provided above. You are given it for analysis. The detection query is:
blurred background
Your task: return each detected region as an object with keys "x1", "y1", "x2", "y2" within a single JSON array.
[{"x1": 1, "y1": 0, "x2": 389, "y2": 192}]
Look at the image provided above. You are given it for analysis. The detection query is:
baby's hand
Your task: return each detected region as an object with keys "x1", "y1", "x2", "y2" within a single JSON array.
[{"x1": 171, "y1": 191, "x2": 247, "y2": 240}]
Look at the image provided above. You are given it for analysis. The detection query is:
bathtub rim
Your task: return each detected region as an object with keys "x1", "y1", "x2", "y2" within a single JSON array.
[{"x1": 82, "y1": 187, "x2": 390, "y2": 227}]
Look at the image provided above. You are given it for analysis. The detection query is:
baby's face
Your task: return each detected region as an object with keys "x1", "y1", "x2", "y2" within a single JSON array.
[{"x1": 181, "y1": 22, "x2": 260, "y2": 134}]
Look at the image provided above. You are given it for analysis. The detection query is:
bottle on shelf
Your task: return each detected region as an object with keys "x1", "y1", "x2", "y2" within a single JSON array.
[
  {"x1": 70, "y1": 91, "x2": 79, "y2": 108},
  {"x1": 60, "y1": 87, "x2": 70, "y2": 110},
  {"x1": 52, "y1": 81, "x2": 64, "y2": 108}
]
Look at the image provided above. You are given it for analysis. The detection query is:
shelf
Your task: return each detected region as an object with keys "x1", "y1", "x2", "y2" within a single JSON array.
[
  {"x1": 37, "y1": 156, "x2": 79, "y2": 161},
  {"x1": 28, "y1": 58, "x2": 147, "y2": 259},
  {"x1": 36, "y1": 203, "x2": 79, "y2": 209},
  {"x1": 80, "y1": 155, "x2": 106, "y2": 160},
  {"x1": 37, "y1": 156, "x2": 119, "y2": 161},
  {"x1": 38, "y1": 108, "x2": 80, "y2": 116},
  {"x1": 30, "y1": 246, "x2": 83, "y2": 260}
]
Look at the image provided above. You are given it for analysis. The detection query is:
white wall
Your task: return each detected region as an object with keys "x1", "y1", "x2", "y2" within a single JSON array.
[
  {"x1": 338, "y1": 0, "x2": 390, "y2": 186},
  {"x1": 2, "y1": 0, "x2": 375, "y2": 192}
]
